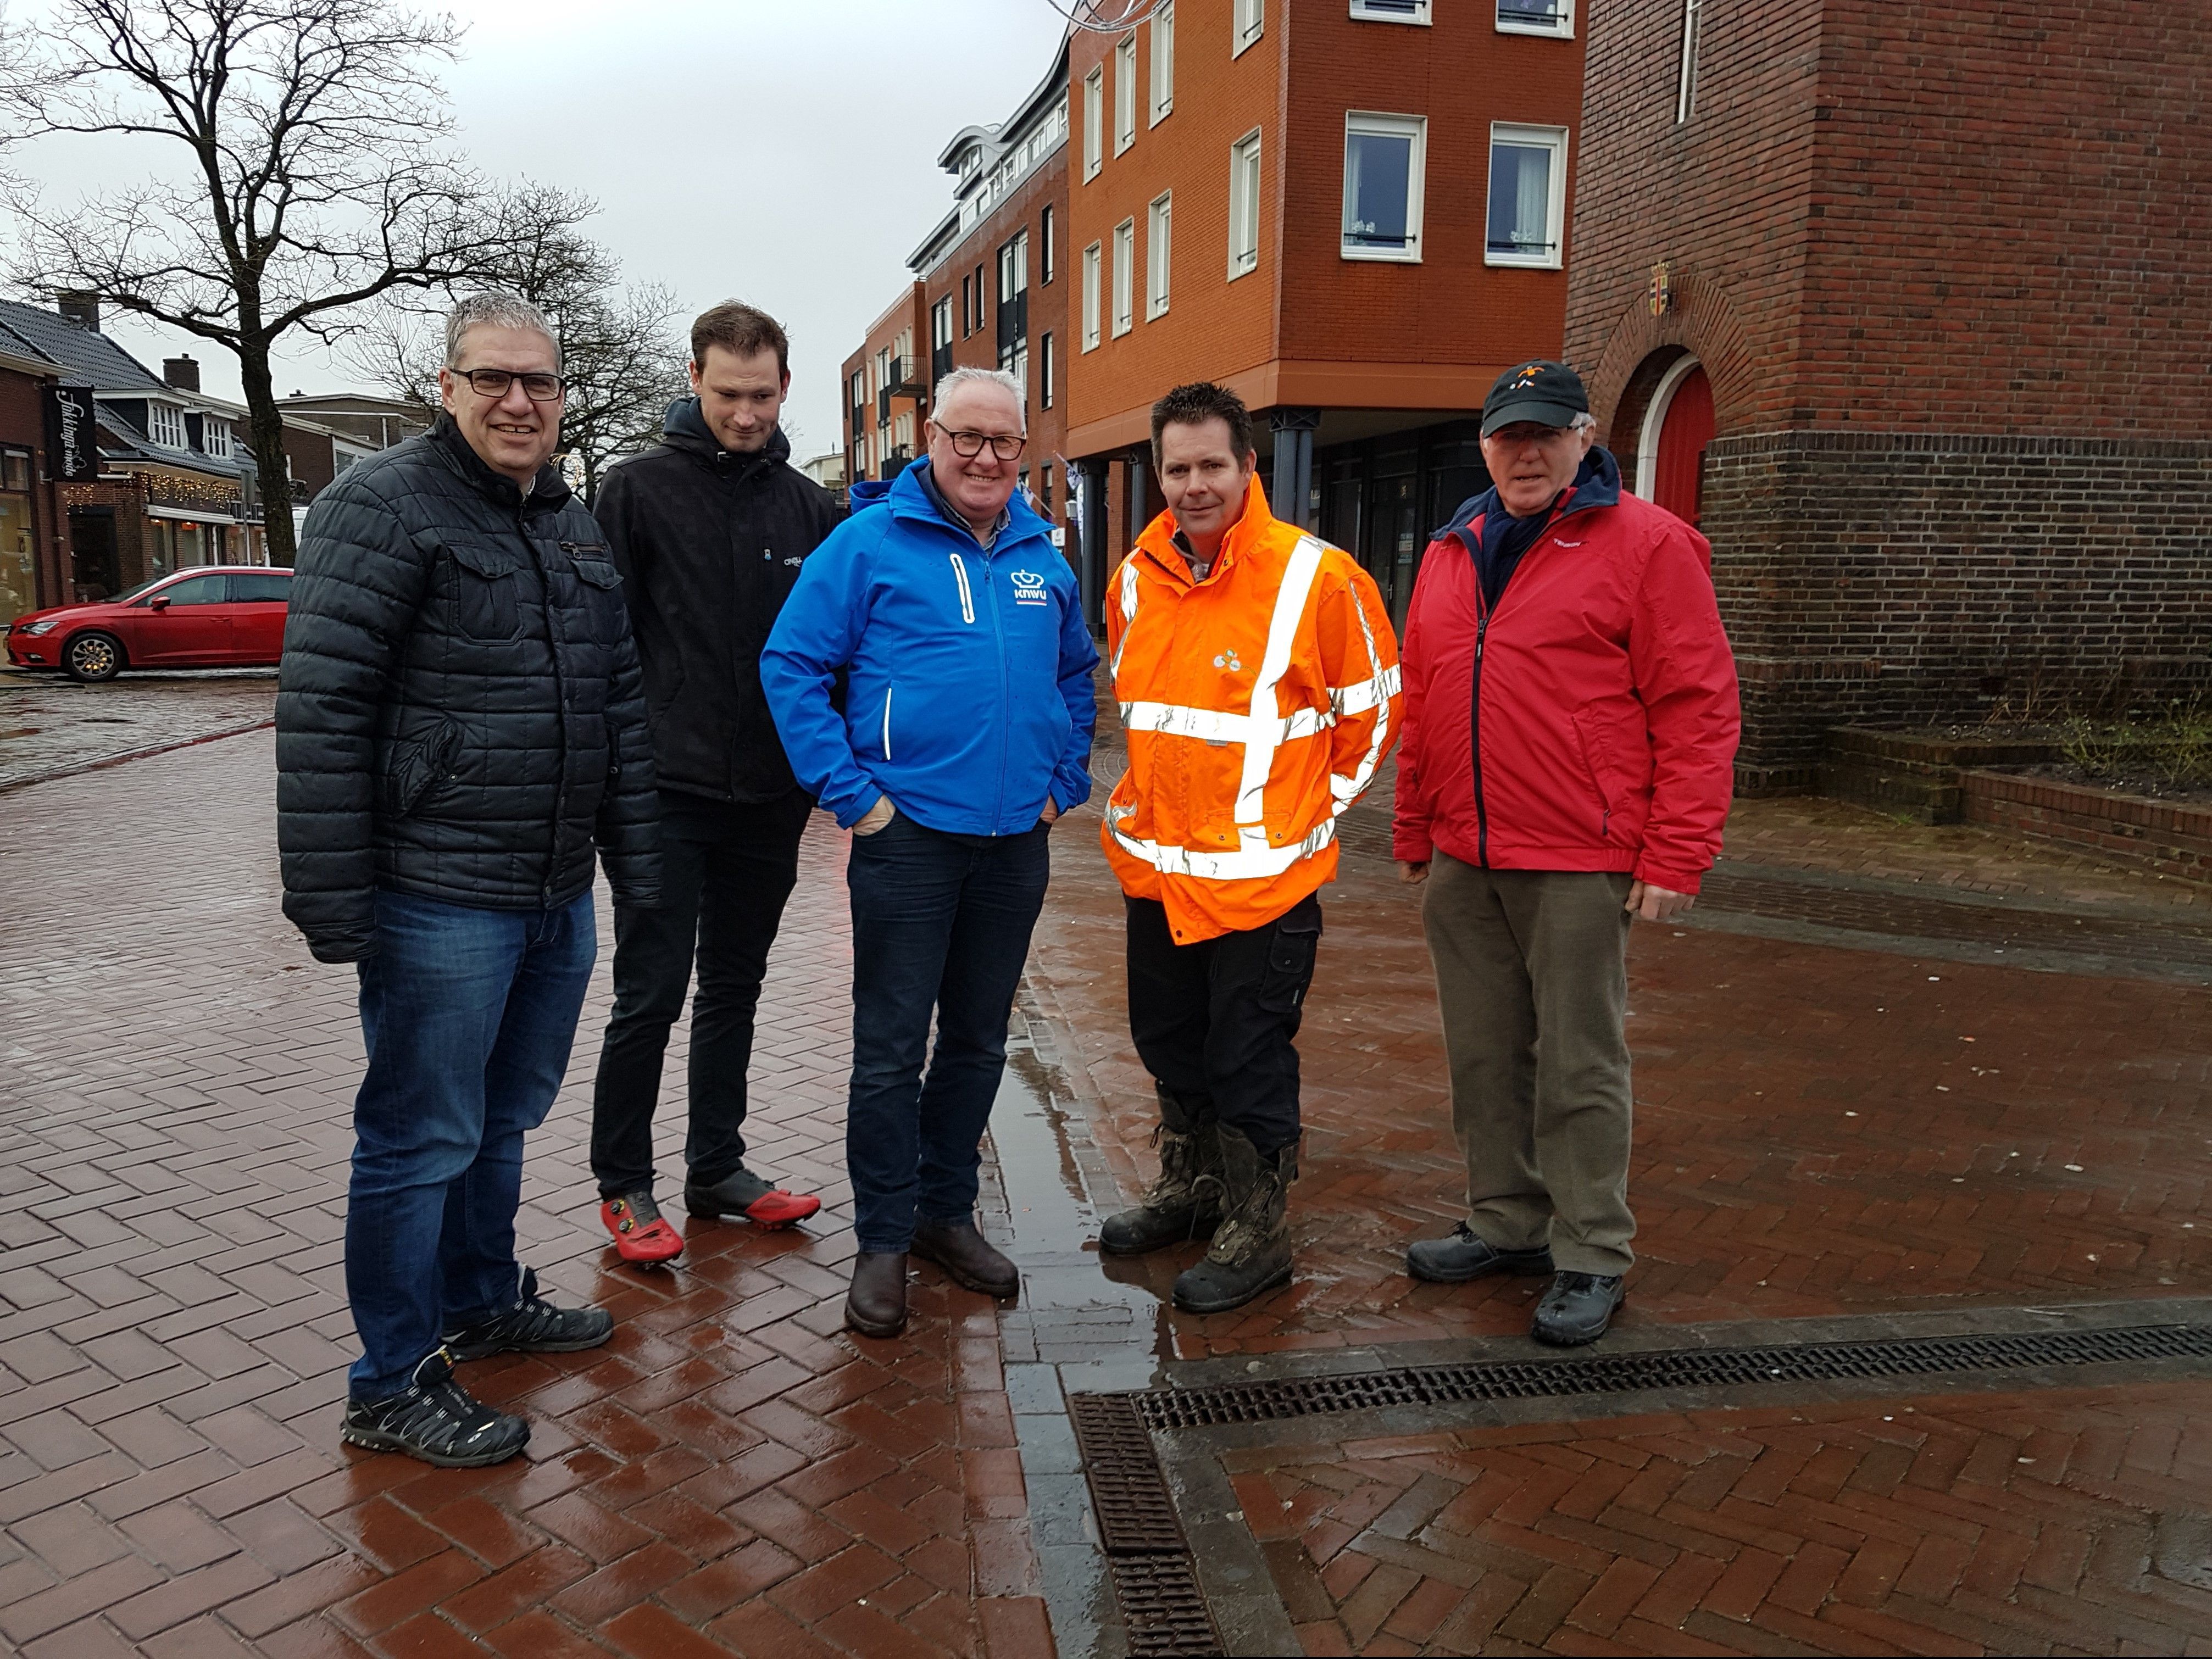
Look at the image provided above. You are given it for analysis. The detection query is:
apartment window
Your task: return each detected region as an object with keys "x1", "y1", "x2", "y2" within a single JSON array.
[
  {"x1": 1496, "y1": 0, "x2": 1571, "y2": 36},
  {"x1": 1150, "y1": 3, "x2": 1175, "y2": 123},
  {"x1": 1039, "y1": 332, "x2": 1055, "y2": 410},
  {"x1": 999, "y1": 232, "x2": 1030, "y2": 305},
  {"x1": 147, "y1": 402, "x2": 185, "y2": 448},
  {"x1": 1083, "y1": 67, "x2": 1103, "y2": 179},
  {"x1": 1486, "y1": 124, "x2": 1569, "y2": 267},
  {"x1": 1114, "y1": 34, "x2": 1136, "y2": 154},
  {"x1": 1353, "y1": 0, "x2": 1430, "y2": 20},
  {"x1": 1082, "y1": 241, "x2": 1103, "y2": 350},
  {"x1": 1341, "y1": 113, "x2": 1426, "y2": 262},
  {"x1": 961, "y1": 274, "x2": 973, "y2": 336},
  {"x1": 1233, "y1": 0, "x2": 1263, "y2": 55},
  {"x1": 1040, "y1": 204, "x2": 1056, "y2": 283},
  {"x1": 1229, "y1": 130, "x2": 1262, "y2": 278},
  {"x1": 1111, "y1": 218, "x2": 1135, "y2": 336},
  {"x1": 1147, "y1": 193, "x2": 1172, "y2": 319},
  {"x1": 1676, "y1": 0, "x2": 1702, "y2": 123},
  {"x1": 931, "y1": 297, "x2": 954, "y2": 381},
  {"x1": 202, "y1": 417, "x2": 231, "y2": 458}
]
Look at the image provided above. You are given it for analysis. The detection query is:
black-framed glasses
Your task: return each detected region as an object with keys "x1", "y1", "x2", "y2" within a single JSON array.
[
  {"x1": 933, "y1": 422, "x2": 1025, "y2": 461},
  {"x1": 457, "y1": 368, "x2": 565, "y2": 402}
]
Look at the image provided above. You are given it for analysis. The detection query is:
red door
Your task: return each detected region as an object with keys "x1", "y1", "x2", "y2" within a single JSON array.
[
  {"x1": 226, "y1": 571, "x2": 292, "y2": 663},
  {"x1": 122, "y1": 571, "x2": 233, "y2": 665},
  {"x1": 1652, "y1": 365, "x2": 1714, "y2": 526}
]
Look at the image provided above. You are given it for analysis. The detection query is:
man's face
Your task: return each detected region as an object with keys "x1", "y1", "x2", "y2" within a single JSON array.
[
  {"x1": 927, "y1": 381, "x2": 1025, "y2": 530},
  {"x1": 1479, "y1": 420, "x2": 1596, "y2": 519},
  {"x1": 691, "y1": 344, "x2": 787, "y2": 454},
  {"x1": 1157, "y1": 418, "x2": 1255, "y2": 542},
  {"x1": 438, "y1": 325, "x2": 563, "y2": 488}
]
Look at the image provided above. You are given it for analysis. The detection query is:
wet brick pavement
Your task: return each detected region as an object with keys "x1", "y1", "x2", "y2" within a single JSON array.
[
  {"x1": 0, "y1": 669, "x2": 276, "y2": 792},
  {"x1": 2, "y1": 693, "x2": 2209, "y2": 1656}
]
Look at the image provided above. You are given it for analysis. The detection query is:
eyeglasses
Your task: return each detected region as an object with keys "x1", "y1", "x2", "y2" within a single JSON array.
[
  {"x1": 933, "y1": 422, "x2": 1026, "y2": 461},
  {"x1": 457, "y1": 368, "x2": 565, "y2": 402},
  {"x1": 1487, "y1": 423, "x2": 1572, "y2": 444}
]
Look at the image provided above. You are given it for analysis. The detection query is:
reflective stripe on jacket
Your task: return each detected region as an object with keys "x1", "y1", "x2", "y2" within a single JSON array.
[{"x1": 1102, "y1": 478, "x2": 1402, "y2": 944}]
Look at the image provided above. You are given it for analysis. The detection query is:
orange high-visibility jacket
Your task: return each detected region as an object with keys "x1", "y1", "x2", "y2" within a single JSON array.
[{"x1": 1101, "y1": 480, "x2": 1403, "y2": 944}]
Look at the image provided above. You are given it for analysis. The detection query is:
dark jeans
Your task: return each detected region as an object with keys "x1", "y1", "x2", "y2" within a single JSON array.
[
  {"x1": 1125, "y1": 892, "x2": 1322, "y2": 1157},
  {"x1": 846, "y1": 812, "x2": 1051, "y2": 1252},
  {"x1": 591, "y1": 788, "x2": 812, "y2": 1198},
  {"x1": 347, "y1": 888, "x2": 596, "y2": 1400}
]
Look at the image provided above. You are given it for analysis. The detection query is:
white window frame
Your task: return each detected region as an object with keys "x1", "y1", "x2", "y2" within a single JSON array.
[
  {"x1": 1083, "y1": 67, "x2": 1104, "y2": 180},
  {"x1": 1146, "y1": 192, "x2": 1172, "y2": 320},
  {"x1": 1150, "y1": 2, "x2": 1175, "y2": 124},
  {"x1": 1340, "y1": 112, "x2": 1426, "y2": 264},
  {"x1": 202, "y1": 417, "x2": 231, "y2": 458},
  {"x1": 1115, "y1": 35, "x2": 1136, "y2": 154},
  {"x1": 147, "y1": 402, "x2": 185, "y2": 448},
  {"x1": 1353, "y1": 0, "x2": 1431, "y2": 22},
  {"x1": 1676, "y1": 0, "x2": 1702, "y2": 123},
  {"x1": 1111, "y1": 218, "x2": 1135, "y2": 337},
  {"x1": 1082, "y1": 241, "x2": 1103, "y2": 351},
  {"x1": 1228, "y1": 129, "x2": 1263, "y2": 280},
  {"x1": 1483, "y1": 122, "x2": 1570, "y2": 269},
  {"x1": 1233, "y1": 0, "x2": 1263, "y2": 57},
  {"x1": 1495, "y1": 0, "x2": 1572, "y2": 38}
]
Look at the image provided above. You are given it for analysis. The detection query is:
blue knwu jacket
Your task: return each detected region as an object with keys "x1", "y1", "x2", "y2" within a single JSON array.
[{"x1": 760, "y1": 460, "x2": 1099, "y2": 834}]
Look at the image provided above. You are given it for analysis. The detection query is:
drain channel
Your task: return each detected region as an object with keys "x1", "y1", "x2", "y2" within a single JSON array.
[
  {"x1": 1128, "y1": 1322, "x2": 2212, "y2": 1431},
  {"x1": 1069, "y1": 1393, "x2": 1224, "y2": 1656}
]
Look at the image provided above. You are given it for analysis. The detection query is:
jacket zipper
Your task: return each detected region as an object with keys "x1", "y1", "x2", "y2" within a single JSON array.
[
  {"x1": 1470, "y1": 592, "x2": 1491, "y2": 869},
  {"x1": 881, "y1": 684, "x2": 894, "y2": 760},
  {"x1": 986, "y1": 555, "x2": 1009, "y2": 827}
]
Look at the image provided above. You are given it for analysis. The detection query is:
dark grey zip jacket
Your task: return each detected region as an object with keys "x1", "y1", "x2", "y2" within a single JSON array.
[
  {"x1": 590, "y1": 403, "x2": 843, "y2": 802},
  {"x1": 276, "y1": 416, "x2": 660, "y2": 962}
]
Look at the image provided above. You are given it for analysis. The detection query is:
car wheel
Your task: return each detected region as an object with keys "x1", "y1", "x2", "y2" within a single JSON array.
[{"x1": 65, "y1": 631, "x2": 124, "y2": 683}]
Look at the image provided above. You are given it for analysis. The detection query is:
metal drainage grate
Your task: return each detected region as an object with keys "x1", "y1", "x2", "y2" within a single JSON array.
[
  {"x1": 1129, "y1": 1322, "x2": 2212, "y2": 1431},
  {"x1": 1111, "y1": 1555, "x2": 1220, "y2": 1657},
  {"x1": 1069, "y1": 1393, "x2": 1224, "y2": 1656}
]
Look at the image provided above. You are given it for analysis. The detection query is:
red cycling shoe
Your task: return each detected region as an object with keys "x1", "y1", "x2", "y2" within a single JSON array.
[
  {"x1": 684, "y1": 1167, "x2": 823, "y2": 1230},
  {"x1": 600, "y1": 1192, "x2": 685, "y2": 1263}
]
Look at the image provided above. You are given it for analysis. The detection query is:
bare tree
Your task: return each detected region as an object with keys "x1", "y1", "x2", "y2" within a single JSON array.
[
  {"x1": 4, "y1": 0, "x2": 588, "y2": 563},
  {"x1": 352, "y1": 188, "x2": 690, "y2": 500}
]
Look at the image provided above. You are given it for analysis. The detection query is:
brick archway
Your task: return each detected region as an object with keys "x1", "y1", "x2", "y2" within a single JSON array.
[{"x1": 1581, "y1": 265, "x2": 1755, "y2": 482}]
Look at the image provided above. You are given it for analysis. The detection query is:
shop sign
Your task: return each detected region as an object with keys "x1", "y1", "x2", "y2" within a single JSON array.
[{"x1": 43, "y1": 383, "x2": 97, "y2": 480}]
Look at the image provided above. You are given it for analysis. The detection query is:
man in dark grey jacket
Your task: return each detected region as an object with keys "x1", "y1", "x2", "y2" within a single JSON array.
[
  {"x1": 277, "y1": 293, "x2": 659, "y2": 1467},
  {"x1": 585, "y1": 301, "x2": 841, "y2": 1262}
]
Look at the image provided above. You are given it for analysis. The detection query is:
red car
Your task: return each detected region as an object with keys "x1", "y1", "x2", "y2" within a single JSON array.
[{"x1": 6, "y1": 566, "x2": 292, "y2": 682}]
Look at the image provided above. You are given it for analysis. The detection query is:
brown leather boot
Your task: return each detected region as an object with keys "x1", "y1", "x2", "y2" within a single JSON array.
[
  {"x1": 846, "y1": 1252, "x2": 909, "y2": 1338},
  {"x1": 912, "y1": 1217, "x2": 1019, "y2": 1298}
]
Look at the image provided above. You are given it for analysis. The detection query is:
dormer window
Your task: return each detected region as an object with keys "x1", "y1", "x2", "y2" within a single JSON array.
[
  {"x1": 147, "y1": 402, "x2": 186, "y2": 448},
  {"x1": 203, "y1": 418, "x2": 232, "y2": 458}
]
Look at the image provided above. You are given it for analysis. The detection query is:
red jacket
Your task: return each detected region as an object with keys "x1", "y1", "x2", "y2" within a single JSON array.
[{"x1": 1391, "y1": 450, "x2": 1739, "y2": 893}]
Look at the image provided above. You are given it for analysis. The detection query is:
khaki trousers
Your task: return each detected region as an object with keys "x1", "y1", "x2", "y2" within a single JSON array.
[{"x1": 1421, "y1": 854, "x2": 1636, "y2": 1276}]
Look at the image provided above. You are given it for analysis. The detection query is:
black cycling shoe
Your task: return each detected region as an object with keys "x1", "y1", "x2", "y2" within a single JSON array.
[
  {"x1": 1406, "y1": 1222, "x2": 1554, "y2": 1284},
  {"x1": 1531, "y1": 1272, "x2": 1626, "y2": 1346},
  {"x1": 441, "y1": 1267, "x2": 614, "y2": 1361},
  {"x1": 340, "y1": 1348, "x2": 529, "y2": 1467}
]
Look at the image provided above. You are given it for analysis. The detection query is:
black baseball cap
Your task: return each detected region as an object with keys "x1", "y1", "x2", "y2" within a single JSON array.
[{"x1": 1481, "y1": 359, "x2": 1588, "y2": 437}]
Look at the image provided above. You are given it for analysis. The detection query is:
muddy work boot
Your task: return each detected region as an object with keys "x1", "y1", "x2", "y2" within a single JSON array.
[
  {"x1": 1099, "y1": 1088, "x2": 1225, "y2": 1256},
  {"x1": 1172, "y1": 1125, "x2": 1295, "y2": 1314}
]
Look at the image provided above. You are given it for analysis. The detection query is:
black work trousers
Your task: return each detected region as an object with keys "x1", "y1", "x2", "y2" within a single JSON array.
[
  {"x1": 1124, "y1": 892, "x2": 1322, "y2": 1158},
  {"x1": 590, "y1": 788, "x2": 813, "y2": 1198}
]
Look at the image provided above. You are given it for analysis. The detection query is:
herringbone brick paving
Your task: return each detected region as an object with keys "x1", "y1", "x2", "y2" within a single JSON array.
[
  {"x1": 0, "y1": 729, "x2": 1048, "y2": 1657},
  {"x1": 1222, "y1": 1381, "x2": 2212, "y2": 1656}
]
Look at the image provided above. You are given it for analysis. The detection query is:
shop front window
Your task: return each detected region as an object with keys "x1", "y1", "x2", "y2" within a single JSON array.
[{"x1": 0, "y1": 455, "x2": 35, "y2": 625}]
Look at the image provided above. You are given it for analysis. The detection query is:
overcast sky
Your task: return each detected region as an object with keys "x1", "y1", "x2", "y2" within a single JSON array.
[{"x1": 6, "y1": 0, "x2": 1069, "y2": 459}]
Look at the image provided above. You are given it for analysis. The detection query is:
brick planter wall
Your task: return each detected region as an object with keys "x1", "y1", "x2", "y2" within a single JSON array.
[{"x1": 1963, "y1": 771, "x2": 2212, "y2": 881}]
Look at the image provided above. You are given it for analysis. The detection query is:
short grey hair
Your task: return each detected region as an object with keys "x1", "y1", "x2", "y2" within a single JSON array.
[
  {"x1": 1571, "y1": 411, "x2": 1598, "y2": 435},
  {"x1": 444, "y1": 293, "x2": 561, "y2": 371},
  {"x1": 932, "y1": 365, "x2": 1027, "y2": 434}
]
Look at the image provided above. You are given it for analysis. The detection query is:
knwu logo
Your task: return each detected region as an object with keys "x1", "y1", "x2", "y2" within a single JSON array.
[{"x1": 1011, "y1": 569, "x2": 1049, "y2": 606}]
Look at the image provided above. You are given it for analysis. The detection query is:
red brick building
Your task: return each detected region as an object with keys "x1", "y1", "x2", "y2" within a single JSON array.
[
  {"x1": 1566, "y1": 1, "x2": 2212, "y2": 784},
  {"x1": 0, "y1": 330, "x2": 72, "y2": 626}
]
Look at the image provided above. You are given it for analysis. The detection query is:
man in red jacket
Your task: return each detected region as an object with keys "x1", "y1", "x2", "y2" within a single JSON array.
[{"x1": 1393, "y1": 360, "x2": 1739, "y2": 1346}]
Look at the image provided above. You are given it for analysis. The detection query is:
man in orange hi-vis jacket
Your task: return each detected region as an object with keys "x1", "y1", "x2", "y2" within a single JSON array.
[{"x1": 1098, "y1": 382, "x2": 1402, "y2": 1313}]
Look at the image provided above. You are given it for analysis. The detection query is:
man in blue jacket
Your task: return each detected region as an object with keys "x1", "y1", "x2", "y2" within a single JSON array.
[{"x1": 762, "y1": 366, "x2": 1097, "y2": 1338}]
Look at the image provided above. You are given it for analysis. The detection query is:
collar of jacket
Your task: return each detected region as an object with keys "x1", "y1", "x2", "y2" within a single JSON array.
[
  {"x1": 427, "y1": 414, "x2": 573, "y2": 513},
  {"x1": 888, "y1": 456, "x2": 1046, "y2": 553},
  {"x1": 659, "y1": 396, "x2": 794, "y2": 476},
  {"x1": 1135, "y1": 474, "x2": 1282, "y2": 587},
  {"x1": 1437, "y1": 444, "x2": 1622, "y2": 550}
]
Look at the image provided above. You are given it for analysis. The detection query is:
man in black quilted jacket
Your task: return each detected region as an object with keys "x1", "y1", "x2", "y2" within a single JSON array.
[{"x1": 276, "y1": 293, "x2": 660, "y2": 1467}]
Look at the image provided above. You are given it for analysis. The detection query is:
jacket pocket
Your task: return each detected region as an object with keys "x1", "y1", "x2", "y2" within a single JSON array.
[
  {"x1": 1257, "y1": 900, "x2": 1323, "y2": 1014},
  {"x1": 1570, "y1": 708, "x2": 1621, "y2": 842},
  {"x1": 880, "y1": 684, "x2": 894, "y2": 761},
  {"x1": 444, "y1": 541, "x2": 521, "y2": 641},
  {"x1": 384, "y1": 719, "x2": 463, "y2": 819}
]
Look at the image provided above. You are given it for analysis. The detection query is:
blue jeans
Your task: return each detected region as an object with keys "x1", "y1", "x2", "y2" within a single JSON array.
[
  {"x1": 846, "y1": 814, "x2": 1051, "y2": 1252},
  {"x1": 346, "y1": 888, "x2": 596, "y2": 1399}
]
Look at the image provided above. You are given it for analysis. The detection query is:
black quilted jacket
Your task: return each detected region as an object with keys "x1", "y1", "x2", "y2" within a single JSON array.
[{"x1": 276, "y1": 417, "x2": 660, "y2": 963}]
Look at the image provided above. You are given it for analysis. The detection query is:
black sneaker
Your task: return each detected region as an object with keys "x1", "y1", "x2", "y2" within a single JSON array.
[
  {"x1": 341, "y1": 1348, "x2": 529, "y2": 1467},
  {"x1": 1406, "y1": 1222, "x2": 1554, "y2": 1284},
  {"x1": 441, "y1": 1267, "x2": 614, "y2": 1361}
]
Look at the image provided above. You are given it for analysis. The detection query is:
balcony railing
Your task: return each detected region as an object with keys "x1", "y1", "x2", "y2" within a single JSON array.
[
  {"x1": 931, "y1": 343, "x2": 953, "y2": 387},
  {"x1": 886, "y1": 355, "x2": 924, "y2": 396}
]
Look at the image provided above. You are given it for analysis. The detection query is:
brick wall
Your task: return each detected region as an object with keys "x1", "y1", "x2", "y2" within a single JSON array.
[
  {"x1": 0, "y1": 365, "x2": 68, "y2": 610},
  {"x1": 282, "y1": 427, "x2": 334, "y2": 503},
  {"x1": 1963, "y1": 770, "x2": 2212, "y2": 883}
]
